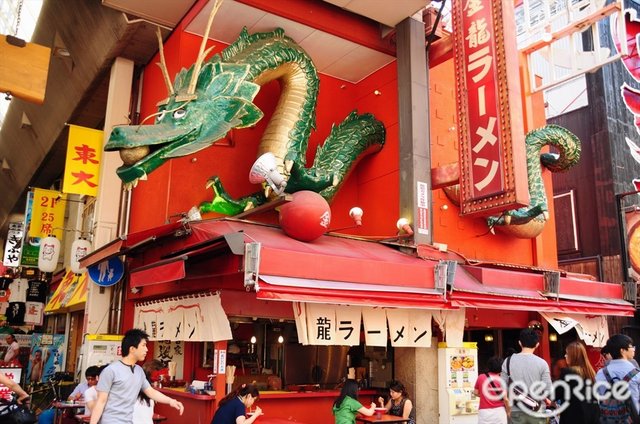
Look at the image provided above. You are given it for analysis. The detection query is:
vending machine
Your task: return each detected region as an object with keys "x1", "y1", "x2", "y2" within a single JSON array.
[
  {"x1": 438, "y1": 342, "x2": 480, "y2": 424},
  {"x1": 76, "y1": 334, "x2": 123, "y2": 381}
]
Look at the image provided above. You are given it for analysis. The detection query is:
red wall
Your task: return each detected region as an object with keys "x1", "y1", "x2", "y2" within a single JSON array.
[{"x1": 126, "y1": 2, "x2": 557, "y2": 269}]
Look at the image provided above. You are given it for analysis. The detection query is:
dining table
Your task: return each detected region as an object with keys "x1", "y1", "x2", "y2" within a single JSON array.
[
  {"x1": 52, "y1": 400, "x2": 86, "y2": 424},
  {"x1": 355, "y1": 414, "x2": 410, "y2": 423},
  {"x1": 250, "y1": 418, "x2": 312, "y2": 424}
]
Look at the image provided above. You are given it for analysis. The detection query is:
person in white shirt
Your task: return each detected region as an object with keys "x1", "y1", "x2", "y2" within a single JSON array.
[
  {"x1": 133, "y1": 359, "x2": 165, "y2": 423},
  {"x1": 3, "y1": 334, "x2": 19, "y2": 364},
  {"x1": 83, "y1": 366, "x2": 102, "y2": 416}
]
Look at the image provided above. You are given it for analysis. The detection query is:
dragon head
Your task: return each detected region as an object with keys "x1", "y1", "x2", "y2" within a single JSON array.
[{"x1": 105, "y1": 58, "x2": 263, "y2": 186}]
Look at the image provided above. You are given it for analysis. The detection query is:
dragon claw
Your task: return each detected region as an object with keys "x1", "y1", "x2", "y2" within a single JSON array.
[{"x1": 284, "y1": 159, "x2": 293, "y2": 174}]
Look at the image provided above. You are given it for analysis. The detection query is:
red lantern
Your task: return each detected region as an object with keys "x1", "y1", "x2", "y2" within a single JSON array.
[{"x1": 279, "y1": 191, "x2": 331, "y2": 242}]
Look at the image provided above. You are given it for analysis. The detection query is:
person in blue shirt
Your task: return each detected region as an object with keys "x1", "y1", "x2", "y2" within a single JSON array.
[
  {"x1": 595, "y1": 334, "x2": 640, "y2": 414},
  {"x1": 211, "y1": 383, "x2": 262, "y2": 424}
]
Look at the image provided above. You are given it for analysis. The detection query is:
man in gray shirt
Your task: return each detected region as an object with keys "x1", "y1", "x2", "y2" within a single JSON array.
[
  {"x1": 90, "y1": 329, "x2": 184, "y2": 424},
  {"x1": 501, "y1": 328, "x2": 552, "y2": 424}
]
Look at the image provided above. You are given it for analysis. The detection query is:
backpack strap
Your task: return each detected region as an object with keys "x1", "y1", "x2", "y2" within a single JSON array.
[
  {"x1": 506, "y1": 356, "x2": 513, "y2": 385},
  {"x1": 603, "y1": 366, "x2": 614, "y2": 384},
  {"x1": 624, "y1": 368, "x2": 640, "y2": 383},
  {"x1": 604, "y1": 366, "x2": 640, "y2": 384}
]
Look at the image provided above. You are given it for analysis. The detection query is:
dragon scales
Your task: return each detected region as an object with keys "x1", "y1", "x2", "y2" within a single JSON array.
[
  {"x1": 487, "y1": 124, "x2": 581, "y2": 238},
  {"x1": 105, "y1": 27, "x2": 385, "y2": 215},
  {"x1": 444, "y1": 124, "x2": 580, "y2": 239}
]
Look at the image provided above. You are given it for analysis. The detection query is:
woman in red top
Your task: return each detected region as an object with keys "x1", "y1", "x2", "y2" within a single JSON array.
[{"x1": 474, "y1": 356, "x2": 508, "y2": 424}]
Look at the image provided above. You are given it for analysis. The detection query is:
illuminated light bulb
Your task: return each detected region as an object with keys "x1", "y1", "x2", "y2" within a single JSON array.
[
  {"x1": 396, "y1": 218, "x2": 414, "y2": 236},
  {"x1": 250, "y1": 336, "x2": 257, "y2": 344},
  {"x1": 278, "y1": 335, "x2": 284, "y2": 344},
  {"x1": 349, "y1": 207, "x2": 363, "y2": 226}
]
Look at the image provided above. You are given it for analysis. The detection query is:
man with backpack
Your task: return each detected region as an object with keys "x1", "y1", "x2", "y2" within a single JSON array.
[{"x1": 596, "y1": 334, "x2": 640, "y2": 423}]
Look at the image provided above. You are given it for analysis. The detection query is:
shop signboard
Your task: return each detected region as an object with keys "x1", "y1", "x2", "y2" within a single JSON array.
[
  {"x1": 452, "y1": 0, "x2": 529, "y2": 216},
  {"x1": 20, "y1": 191, "x2": 39, "y2": 267},
  {"x1": 295, "y1": 302, "x2": 433, "y2": 348},
  {"x1": 2, "y1": 222, "x2": 24, "y2": 267},
  {"x1": 0, "y1": 367, "x2": 22, "y2": 400},
  {"x1": 133, "y1": 293, "x2": 232, "y2": 342},
  {"x1": 28, "y1": 333, "x2": 65, "y2": 383},
  {"x1": 30, "y1": 188, "x2": 66, "y2": 239},
  {"x1": 62, "y1": 125, "x2": 103, "y2": 197}
]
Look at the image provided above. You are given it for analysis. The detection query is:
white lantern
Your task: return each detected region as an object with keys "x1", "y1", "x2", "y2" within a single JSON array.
[
  {"x1": 38, "y1": 235, "x2": 61, "y2": 273},
  {"x1": 70, "y1": 238, "x2": 92, "y2": 274}
]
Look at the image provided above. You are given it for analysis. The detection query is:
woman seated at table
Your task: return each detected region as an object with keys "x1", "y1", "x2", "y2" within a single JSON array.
[
  {"x1": 211, "y1": 383, "x2": 262, "y2": 424},
  {"x1": 377, "y1": 381, "x2": 415, "y2": 424},
  {"x1": 333, "y1": 379, "x2": 376, "y2": 424}
]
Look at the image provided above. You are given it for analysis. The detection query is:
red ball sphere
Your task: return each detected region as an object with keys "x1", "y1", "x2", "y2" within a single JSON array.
[{"x1": 279, "y1": 191, "x2": 331, "y2": 242}]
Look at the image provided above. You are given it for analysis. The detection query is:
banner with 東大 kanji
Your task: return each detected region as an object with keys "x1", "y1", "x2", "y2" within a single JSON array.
[
  {"x1": 30, "y1": 189, "x2": 66, "y2": 239},
  {"x1": 62, "y1": 124, "x2": 103, "y2": 197}
]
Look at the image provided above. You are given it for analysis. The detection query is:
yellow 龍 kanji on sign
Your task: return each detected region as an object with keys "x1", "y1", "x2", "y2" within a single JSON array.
[
  {"x1": 62, "y1": 125, "x2": 103, "y2": 196},
  {"x1": 30, "y1": 188, "x2": 66, "y2": 239}
]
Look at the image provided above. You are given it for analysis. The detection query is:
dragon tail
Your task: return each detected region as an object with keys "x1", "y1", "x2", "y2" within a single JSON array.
[
  {"x1": 486, "y1": 124, "x2": 581, "y2": 237},
  {"x1": 313, "y1": 111, "x2": 385, "y2": 201}
]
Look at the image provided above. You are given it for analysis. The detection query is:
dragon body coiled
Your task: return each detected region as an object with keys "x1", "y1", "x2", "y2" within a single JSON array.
[
  {"x1": 105, "y1": 28, "x2": 386, "y2": 215},
  {"x1": 486, "y1": 124, "x2": 581, "y2": 238}
]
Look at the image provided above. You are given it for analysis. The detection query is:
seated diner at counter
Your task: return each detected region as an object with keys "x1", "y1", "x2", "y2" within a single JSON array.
[
  {"x1": 211, "y1": 383, "x2": 262, "y2": 424},
  {"x1": 333, "y1": 379, "x2": 376, "y2": 424},
  {"x1": 377, "y1": 381, "x2": 415, "y2": 424}
]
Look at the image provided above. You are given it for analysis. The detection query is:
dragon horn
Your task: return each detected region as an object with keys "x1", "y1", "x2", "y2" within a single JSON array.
[
  {"x1": 155, "y1": 27, "x2": 175, "y2": 97},
  {"x1": 187, "y1": 0, "x2": 223, "y2": 95}
]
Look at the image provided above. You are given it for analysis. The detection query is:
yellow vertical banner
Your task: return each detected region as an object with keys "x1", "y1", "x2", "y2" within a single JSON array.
[
  {"x1": 62, "y1": 125, "x2": 103, "y2": 196},
  {"x1": 30, "y1": 189, "x2": 66, "y2": 239}
]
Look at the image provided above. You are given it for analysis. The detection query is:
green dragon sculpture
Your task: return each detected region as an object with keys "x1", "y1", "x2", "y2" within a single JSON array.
[
  {"x1": 486, "y1": 124, "x2": 581, "y2": 238},
  {"x1": 105, "y1": 27, "x2": 385, "y2": 215},
  {"x1": 445, "y1": 124, "x2": 580, "y2": 238}
]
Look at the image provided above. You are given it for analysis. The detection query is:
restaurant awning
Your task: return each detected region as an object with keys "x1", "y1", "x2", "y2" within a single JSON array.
[
  {"x1": 118, "y1": 218, "x2": 634, "y2": 316},
  {"x1": 79, "y1": 221, "x2": 190, "y2": 269},
  {"x1": 256, "y1": 275, "x2": 450, "y2": 309},
  {"x1": 449, "y1": 265, "x2": 635, "y2": 316},
  {"x1": 44, "y1": 269, "x2": 88, "y2": 314}
]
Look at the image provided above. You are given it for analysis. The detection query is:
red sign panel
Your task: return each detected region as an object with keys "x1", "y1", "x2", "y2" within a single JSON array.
[{"x1": 453, "y1": 0, "x2": 529, "y2": 216}]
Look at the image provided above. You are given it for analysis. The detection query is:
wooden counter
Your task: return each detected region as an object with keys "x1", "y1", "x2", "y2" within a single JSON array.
[
  {"x1": 154, "y1": 387, "x2": 216, "y2": 422},
  {"x1": 154, "y1": 388, "x2": 379, "y2": 423},
  {"x1": 258, "y1": 389, "x2": 379, "y2": 423}
]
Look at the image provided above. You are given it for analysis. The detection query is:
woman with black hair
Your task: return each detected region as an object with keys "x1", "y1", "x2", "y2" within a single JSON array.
[
  {"x1": 134, "y1": 359, "x2": 165, "y2": 423},
  {"x1": 333, "y1": 379, "x2": 376, "y2": 424},
  {"x1": 211, "y1": 383, "x2": 262, "y2": 424},
  {"x1": 377, "y1": 381, "x2": 415, "y2": 424}
]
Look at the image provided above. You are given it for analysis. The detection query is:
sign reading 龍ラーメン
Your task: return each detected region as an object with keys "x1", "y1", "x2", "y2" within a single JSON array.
[{"x1": 452, "y1": 0, "x2": 529, "y2": 216}]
